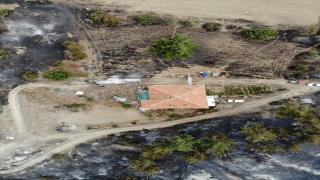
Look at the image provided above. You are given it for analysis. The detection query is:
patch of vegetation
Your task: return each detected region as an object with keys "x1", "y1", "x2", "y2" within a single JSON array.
[
  {"x1": 299, "y1": 25, "x2": 319, "y2": 36},
  {"x1": 168, "y1": 113, "x2": 183, "y2": 119},
  {"x1": 206, "y1": 88, "x2": 216, "y2": 95},
  {"x1": 221, "y1": 85, "x2": 272, "y2": 96},
  {"x1": 122, "y1": 104, "x2": 132, "y2": 109},
  {"x1": 242, "y1": 28, "x2": 278, "y2": 40},
  {"x1": 51, "y1": 61, "x2": 63, "y2": 66},
  {"x1": 65, "y1": 103, "x2": 85, "y2": 108},
  {"x1": 21, "y1": 71, "x2": 38, "y2": 80},
  {"x1": 0, "y1": 9, "x2": 10, "y2": 16},
  {"x1": 308, "y1": 50, "x2": 318, "y2": 56},
  {"x1": 145, "y1": 112, "x2": 152, "y2": 118},
  {"x1": 112, "y1": 124, "x2": 118, "y2": 128},
  {"x1": 149, "y1": 34, "x2": 199, "y2": 60},
  {"x1": 0, "y1": 49, "x2": 11, "y2": 60},
  {"x1": 89, "y1": 10, "x2": 122, "y2": 26},
  {"x1": 294, "y1": 64, "x2": 309, "y2": 72},
  {"x1": 62, "y1": 40, "x2": 87, "y2": 60},
  {"x1": 219, "y1": 60, "x2": 231, "y2": 66},
  {"x1": 135, "y1": 14, "x2": 174, "y2": 26},
  {"x1": 51, "y1": 153, "x2": 66, "y2": 161},
  {"x1": 202, "y1": 22, "x2": 221, "y2": 32},
  {"x1": 87, "y1": 97, "x2": 94, "y2": 102},
  {"x1": 129, "y1": 131, "x2": 234, "y2": 177},
  {"x1": 167, "y1": 108, "x2": 174, "y2": 112},
  {"x1": 131, "y1": 121, "x2": 137, "y2": 125},
  {"x1": 197, "y1": 107, "x2": 217, "y2": 114},
  {"x1": 182, "y1": 20, "x2": 195, "y2": 27},
  {"x1": 79, "y1": 72, "x2": 88, "y2": 77},
  {"x1": 43, "y1": 69, "x2": 73, "y2": 81},
  {"x1": 87, "y1": 125, "x2": 98, "y2": 130},
  {"x1": 242, "y1": 102, "x2": 320, "y2": 153},
  {"x1": 72, "y1": 51, "x2": 87, "y2": 60}
]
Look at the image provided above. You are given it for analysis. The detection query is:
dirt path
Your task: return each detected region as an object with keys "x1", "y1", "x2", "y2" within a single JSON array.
[
  {"x1": 52, "y1": 0, "x2": 320, "y2": 26},
  {"x1": 1, "y1": 81, "x2": 319, "y2": 175}
]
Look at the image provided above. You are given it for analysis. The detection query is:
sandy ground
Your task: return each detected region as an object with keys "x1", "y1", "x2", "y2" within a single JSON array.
[{"x1": 52, "y1": 0, "x2": 320, "y2": 26}]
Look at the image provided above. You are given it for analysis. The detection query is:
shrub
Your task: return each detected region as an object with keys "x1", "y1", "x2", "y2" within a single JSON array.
[
  {"x1": 122, "y1": 104, "x2": 132, "y2": 109},
  {"x1": 51, "y1": 153, "x2": 66, "y2": 161},
  {"x1": 0, "y1": 9, "x2": 10, "y2": 16},
  {"x1": 242, "y1": 28, "x2": 278, "y2": 40},
  {"x1": 43, "y1": 69, "x2": 73, "y2": 81},
  {"x1": 87, "y1": 97, "x2": 94, "y2": 102},
  {"x1": 299, "y1": 25, "x2": 319, "y2": 36},
  {"x1": 226, "y1": 24, "x2": 237, "y2": 30},
  {"x1": 21, "y1": 71, "x2": 38, "y2": 80},
  {"x1": 112, "y1": 124, "x2": 118, "y2": 128},
  {"x1": 136, "y1": 15, "x2": 157, "y2": 25},
  {"x1": 66, "y1": 103, "x2": 85, "y2": 108},
  {"x1": 62, "y1": 40, "x2": 80, "y2": 52},
  {"x1": 0, "y1": 49, "x2": 11, "y2": 60},
  {"x1": 308, "y1": 50, "x2": 318, "y2": 56},
  {"x1": 182, "y1": 20, "x2": 195, "y2": 27},
  {"x1": 89, "y1": 10, "x2": 122, "y2": 26},
  {"x1": 149, "y1": 34, "x2": 199, "y2": 60},
  {"x1": 80, "y1": 72, "x2": 88, "y2": 77},
  {"x1": 168, "y1": 113, "x2": 183, "y2": 119},
  {"x1": 202, "y1": 22, "x2": 221, "y2": 32},
  {"x1": 51, "y1": 61, "x2": 63, "y2": 66},
  {"x1": 131, "y1": 121, "x2": 137, "y2": 125},
  {"x1": 72, "y1": 51, "x2": 87, "y2": 60},
  {"x1": 294, "y1": 64, "x2": 309, "y2": 72}
]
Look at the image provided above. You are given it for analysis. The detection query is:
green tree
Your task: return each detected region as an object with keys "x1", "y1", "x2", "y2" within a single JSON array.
[
  {"x1": 149, "y1": 34, "x2": 199, "y2": 60},
  {"x1": 202, "y1": 131, "x2": 235, "y2": 156},
  {"x1": 242, "y1": 122, "x2": 278, "y2": 143}
]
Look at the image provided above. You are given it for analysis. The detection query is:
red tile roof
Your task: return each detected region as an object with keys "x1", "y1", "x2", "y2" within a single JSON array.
[{"x1": 141, "y1": 85, "x2": 209, "y2": 109}]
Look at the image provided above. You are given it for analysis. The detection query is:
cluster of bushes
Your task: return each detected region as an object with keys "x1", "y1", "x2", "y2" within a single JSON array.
[
  {"x1": 51, "y1": 61, "x2": 63, "y2": 66},
  {"x1": 294, "y1": 64, "x2": 309, "y2": 72},
  {"x1": 299, "y1": 25, "x2": 319, "y2": 36},
  {"x1": 51, "y1": 153, "x2": 66, "y2": 161},
  {"x1": 62, "y1": 40, "x2": 87, "y2": 60},
  {"x1": 43, "y1": 69, "x2": 73, "y2": 81},
  {"x1": 122, "y1": 104, "x2": 132, "y2": 109},
  {"x1": 0, "y1": 9, "x2": 10, "y2": 16},
  {"x1": 149, "y1": 34, "x2": 199, "y2": 60},
  {"x1": 135, "y1": 14, "x2": 174, "y2": 26},
  {"x1": 21, "y1": 71, "x2": 38, "y2": 80},
  {"x1": 242, "y1": 28, "x2": 278, "y2": 40},
  {"x1": 308, "y1": 50, "x2": 318, "y2": 56},
  {"x1": 89, "y1": 10, "x2": 122, "y2": 26},
  {"x1": 202, "y1": 22, "x2": 221, "y2": 32},
  {"x1": 222, "y1": 85, "x2": 272, "y2": 96},
  {"x1": 182, "y1": 20, "x2": 195, "y2": 27}
]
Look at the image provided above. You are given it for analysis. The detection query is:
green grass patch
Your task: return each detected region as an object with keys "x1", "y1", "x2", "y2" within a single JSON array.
[
  {"x1": 72, "y1": 51, "x2": 87, "y2": 60},
  {"x1": 242, "y1": 28, "x2": 278, "y2": 40},
  {"x1": 89, "y1": 10, "x2": 122, "y2": 26},
  {"x1": 62, "y1": 40, "x2": 80, "y2": 51},
  {"x1": 182, "y1": 20, "x2": 195, "y2": 27},
  {"x1": 51, "y1": 153, "x2": 66, "y2": 161},
  {"x1": 294, "y1": 64, "x2": 309, "y2": 72},
  {"x1": 43, "y1": 69, "x2": 73, "y2": 81},
  {"x1": 21, "y1": 71, "x2": 38, "y2": 80},
  {"x1": 0, "y1": 9, "x2": 10, "y2": 16},
  {"x1": 135, "y1": 14, "x2": 174, "y2": 26},
  {"x1": 87, "y1": 97, "x2": 94, "y2": 102},
  {"x1": 202, "y1": 22, "x2": 221, "y2": 32},
  {"x1": 299, "y1": 25, "x2": 319, "y2": 36},
  {"x1": 206, "y1": 88, "x2": 216, "y2": 95},
  {"x1": 65, "y1": 103, "x2": 85, "y2": 108},
  {"x1": 51, "y1": 61, "x2": 63, "y2": 66},
  {"x1": 112, "y1": 124, "x2": 118, "y2": 128},
  {"x1": 80, "y1": 72, "x2": 88, "y2": 77},
  {"x1": 168, "y1": 113, "x2": 183, "y2": 119},
  {"x1": 122, "y1": 104, "x2": 132, "y2": 109},
  {"x1": 308, "y1": 50, "x2": 318, "y2": 56},
  {"x1": 219, "y1": 60, "x2": 231, "y2": 66},
  {"x1": 131, "y1": 121, "x2": 137, "y2": 125}
]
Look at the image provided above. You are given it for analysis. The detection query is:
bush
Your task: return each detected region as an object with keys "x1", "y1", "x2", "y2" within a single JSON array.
[
  {"x1": 182, "y1": 20, "x2": 195, "y2": 27},
  {"x1": 72, "y1": 51, "x2": 87, "y2": 60},
  {"x1": 62, "y1": 40, "x2": 80, "y2": 52},
  {"x1": 43, "y1": 69, "x2": 73, "y2": 81},
  {"x1": 122, "y1": 104, "x2": 132, "y2": 109},
  {"x1": 299, "y1": 25, "x2": 319, "y2": 36},
  {"x1": 308, "y1": 50, "x2": 318, "y2": 56},
  {"x1": 135, "y1": 15, "x2": 173, "y2": 26},
  {"x1": 21, "y1": 71, "x2": 38, "y2": 80},
  {"x1": 131, "y1": 121, "x2": 137, "y2": 125},
  {"x1": 51, "y1": 61, "x2": 63, "y2": 66},
  {"x1": 294, "y1": 64, "x2": 309, "y2": 72},
  {"x1": 112, "y1": 124, "x2": 118, "y2": 128},
  {"x1": 0, "y1": 49, "x2": 11, "y2": 60},
  {"x1": 0, "y1": 9, "x2": 10, "y2": 16},
  {"x1": 242, "y1": 28, "x2": 278, "y2": 40},
  {"x1": 202, "y1": 22, "x2": 221, "y2": 32},
  {"x1": 87, "y1": 97, "x2": 94, "y2": 102},
  {"x1": 51, "y1": 153, "x2": 66, "y2": 161},
  {"x1": 149, "y1": 34, "x2": 199, "y2": 60},
  {"x1": 168, "y1": 113, "x2": 183, "y2": 119},
  {"x1": 89, "y1": 10, "x2": 122, "y2": 26},
  {"x1": 226, "y1": 24, "x2": 237, "y2": 30}
]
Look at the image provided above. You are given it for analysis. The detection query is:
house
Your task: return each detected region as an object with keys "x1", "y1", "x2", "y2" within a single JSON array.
[{"x1": 141, "y1": 85, "x2": 209, "y2": 110}]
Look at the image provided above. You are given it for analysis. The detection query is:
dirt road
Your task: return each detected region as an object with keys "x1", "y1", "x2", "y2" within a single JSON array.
[
  {"x1": 53, "y1": 0, "x2": 320, "y2": 26},
  {"x1": 1, "y1": 81, "x2": 319, "y2": 175}
]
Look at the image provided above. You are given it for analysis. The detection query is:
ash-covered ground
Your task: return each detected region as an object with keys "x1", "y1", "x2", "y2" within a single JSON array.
[{"x1": 1, "y1": 92, "x2": 320, "y2": 180}]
